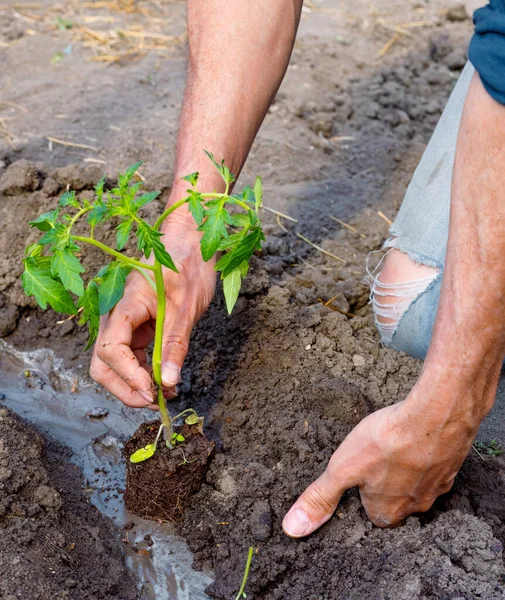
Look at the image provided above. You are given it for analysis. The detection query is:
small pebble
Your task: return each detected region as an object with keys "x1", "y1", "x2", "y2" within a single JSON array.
[{"x1": 87, "y1": 407, "x2": 109, "y2": 419}]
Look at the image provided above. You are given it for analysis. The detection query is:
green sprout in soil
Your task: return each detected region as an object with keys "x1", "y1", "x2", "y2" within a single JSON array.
[
  {"x1": 22, "y1": 152, "x2": 264, "y2": 459},
  {"x1": 235, "y1": 546, "x2": 254, "y2": 600},
  {"x1": 474, "y1": 439, "x2": 504, "y2": 457}
]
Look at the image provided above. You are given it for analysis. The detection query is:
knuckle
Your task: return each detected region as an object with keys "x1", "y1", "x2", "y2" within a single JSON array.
[
  {"x1": 304, "y1": 482, "x2": 336, "y2": 515},
  {"x1": 163, "y1": 334, "x2": 189, "y2": 354}
]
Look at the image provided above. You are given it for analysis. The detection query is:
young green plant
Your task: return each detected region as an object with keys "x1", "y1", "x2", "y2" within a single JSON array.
[{"x1": 22, "y1": 152, "x2": 265, "y2": 459}]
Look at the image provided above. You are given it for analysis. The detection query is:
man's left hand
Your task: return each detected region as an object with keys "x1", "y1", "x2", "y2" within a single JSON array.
[{"x1": 282, "y1": 388, "x2": 478, "y2": 536}]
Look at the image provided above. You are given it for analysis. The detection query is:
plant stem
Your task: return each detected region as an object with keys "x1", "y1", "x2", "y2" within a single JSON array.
[
  {"x1": 70, "y1": 235, "x2": 155, "y2": 271},
  {"x1": 131, "y1": 264, "x2": 157, "y2": 292},
  {"x1": 153, "y1": 197, "x2": 189, "y2": 231},
  {"x1": 235, "y1": 547, "x2": 254, "y2": 600},
  {"x1": 152, "y1": 259, "x2": 173, "y2": 440}
]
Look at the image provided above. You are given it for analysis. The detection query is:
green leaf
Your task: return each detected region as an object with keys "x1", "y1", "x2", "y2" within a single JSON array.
[
  {"x1": 219, "y1": 227, "x2": 264, "y2": 277},
  {"x1": 87, "y1": 202, "x2": 108, "y2": 227},
  {"x1": 204, "y1": 150, "x2": 235, "y2": 185},
  {"x1": 21, "y1": 257, "x2": 76, "y2": 315},
  {"x1": 98, "y1": 261, "x2": 131, "y2": 315},
  {"x1": 176, "y1": 433, "x2": 185, "y2": 442},
  {"x1": 51, "y1": 248, "x2": 85, "y2": 296},
  {"x1": 254, "y1": 176, "x2": 263, "y2": 210},
  {"x1": 39, "y1": 223, "x2": 69, "y2": 250},
  {"x1": 58, "y1": 191, "x2": 79, "y2": 208},
  {"x1": 94, "y1": 176, "x2": 105, "y2": 202},
  {"x1": 182, "y1": 172, "x2": 199, "y2": 186},
  {"x1": 130, "y1": 443, "x2": 156, "y2": 463},
  {"x1": 185, "y1": 414, "x2": 200, "y2": 425},
  {"x1": 137, "y1": 221, "x2": 178, "y2": 272},
  {"x1": 230, "y1": 213, "x2": 250, "y2": 228},
  {"x1": 199, "y1": 201, "x2": 232, "y2": 261},
  {"x1": 187, "y1": 190, "x2": 204, "y2": 226},
  {"x1": 134, "y1": 191, "x2": 160, "y2": 209},
  {"x1": 116, "y1": 218, "x2": 133, "y2": 250},
  {"x1": 24, "y1": 243, "x2": 44, "y2": 258},
  {"x1": 29, "y1": 209, "x2": 60, "y2": 231},
  {"x1": 78, "y1": 280, "x2": 100, "y2": 350},
  {"x1": 223, "y1": 267, "x2": 242, "y2": 314},
  {"x1": 118, "y1": 161, "x2": 143, "y2": 191},
  {"x1": 217, "y1": 232, "x2": 245, "y2": 252}
]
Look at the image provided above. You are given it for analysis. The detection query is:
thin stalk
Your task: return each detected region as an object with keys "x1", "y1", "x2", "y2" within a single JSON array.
[
  {"x1": 131, "y1": 264, "x2": 157, "y2": 292},
  {"x1": 154, "y1": 197, "x2": 189, "y2": 231},
  {"x1": 70, "y1": 235, "x2": 155, "y2": 271},
  {"x1": 235, "y1": 547, "x2": 254, "y2": 600},
  {"x1": 152, "y1": 260, "x2": 173, "y2": 440}
]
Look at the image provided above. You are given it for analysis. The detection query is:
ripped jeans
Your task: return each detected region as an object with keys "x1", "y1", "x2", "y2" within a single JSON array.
[{"x1": 369, "y1": 62, "x2": 474, "y2": 359}]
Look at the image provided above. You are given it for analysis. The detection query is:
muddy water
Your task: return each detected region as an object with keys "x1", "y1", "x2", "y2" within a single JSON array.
[{"x1": 0, "y1": 340, "x2": 213, "y2": 600}]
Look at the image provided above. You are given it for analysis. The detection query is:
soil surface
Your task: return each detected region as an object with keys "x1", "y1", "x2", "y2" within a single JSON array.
[
  {"x1": 0, "y1": 407, "x2": 139, "y2": 600},
  {"x1": 3, "y1": 0, "x2": 505, "y2": 599}
]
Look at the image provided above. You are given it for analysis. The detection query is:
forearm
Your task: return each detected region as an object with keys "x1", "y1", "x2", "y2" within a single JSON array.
[
  {"x1": 169, "y1": 0, "x2": 302, "y2": 207},
  {"x1": 417, "y1": 73, "x2": 505, "y2": 424}
]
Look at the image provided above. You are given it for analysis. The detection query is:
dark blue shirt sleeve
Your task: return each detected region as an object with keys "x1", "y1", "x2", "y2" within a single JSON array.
[{"x1": 468, "y1": 0, "x2": 505, "y2": 104}]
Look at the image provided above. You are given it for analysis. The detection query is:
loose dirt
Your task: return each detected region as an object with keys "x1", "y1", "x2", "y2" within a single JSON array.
[{"x1": 2, "y1": 0, "x2": 505, "y2": 599}]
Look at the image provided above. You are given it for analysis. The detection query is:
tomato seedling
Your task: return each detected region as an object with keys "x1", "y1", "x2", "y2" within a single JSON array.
[{"x1": 22, "y1": 152, "x2": 264, "y2": 459}]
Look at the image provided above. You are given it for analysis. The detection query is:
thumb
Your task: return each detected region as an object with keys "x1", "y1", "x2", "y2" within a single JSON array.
[
  {"x1": 160, "y1": 310, "x2": 192, "y2": 388},
  {"x1": 282, "y1": 447, "x2": 358, "y2": 538}
]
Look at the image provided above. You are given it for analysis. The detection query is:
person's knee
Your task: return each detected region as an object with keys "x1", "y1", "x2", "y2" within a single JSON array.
[{"x1": 370, "y1": 249, "x2": 439, "y2": 346}]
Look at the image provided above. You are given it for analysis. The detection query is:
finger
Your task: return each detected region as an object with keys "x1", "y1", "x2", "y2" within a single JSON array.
[
  {"x1": 283, "y1": 452, "x2": 358, "y2": 538},
  {"x1": 96, "y1": 301, "x2": 154, "y2": 399},
  {"x1": 90, "y1": 353, "x2": 155, "y2": 409},
  {"x1": 160, "y1": 303, "x2": 193, "y2": 388}
]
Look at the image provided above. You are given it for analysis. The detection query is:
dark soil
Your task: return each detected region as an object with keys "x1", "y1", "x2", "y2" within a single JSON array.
[
  {"x1": 124, "y1": 422, "x2": 215, "y2": 521},
  {"x1": 3, "y1": 1, "x2": 505, "y2": 599},
  {"x1": 0, "y1": 407, "x2": 139, "y2": 600}
]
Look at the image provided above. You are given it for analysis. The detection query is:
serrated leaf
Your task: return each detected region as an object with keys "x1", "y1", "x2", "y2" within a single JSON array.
[
  {"x1": 29, "y1": 209, "x2": 60, "y2": 231},
  {"x1": 223, "y1": 267, "x2": 242, "y2": 314},
  {"x1": 24, "y1": 243, "x2": 44, "y2": 258},
  {"x1": 204, "y1": 150, "x2": 235, "y2": 185},
  {"x1": 182, "y1": 172, "x2": 199, "y2": 186},
  {"x1": 98, "y1": 261, "x2": 131, "y2": 315},
  {"x1": 219, "y1": 227, "x2": 264, "y2": 277},
  {"x1": 39, "y1": 223, "x2": 69, "y2": 250},
  {"x1": 116, "y1": 218, "x2": 133, "y2": 250},
  {"x1": 230, "y1": 213, "x2": 250, "y2": 227},
  {"x1": 58, "y1": 191, "x2": 79, "y2": 208},
  {"x1": 78, "y1": 280, "x2": 100, "y2": 350},
  {"x1": 187, "y1": 190, "x2": 204, "y2": 226},
  {"x1": 118, "y1": 161, "x2": 143, "y2": 190},
  {"x1": 130, "y1": 443, "x2": 156, "y2": 463},
  {"x1": 198, "y1": 201, "x2": 231, "y2": 261},
  {"x1": 87, "y1": 202, "x2": 108, "y2": 227},
  {"x1": 51, "y1": 247, "x2": 85, "y2": 296},
  {"x1": 137, "y1": 221, "x2": 178, "y2": 272},
  {"x1": 134, "y1": 191, "x2": 160, "y2": 209},
  {"x1": 94, "y1": 176, "x2": 105, "y2": 202},
  {"x1": 254, "y1": 176, "x2": 263, "y2": 210},
  {"x1": 217, "y1": 232, "x2": 245, "y2": 252},
  {"x1": 21, "y1": 257, "x2": 76, "y2": 315}
]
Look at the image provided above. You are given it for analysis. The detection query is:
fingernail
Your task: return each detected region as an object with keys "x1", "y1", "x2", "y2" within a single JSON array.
[
  {"x1": 139, "y1": 390, "x2": 154, "y2": 403},
  {"x1": 283, "y1": 507, "x2": 311, "y2": 538},
  {"x1": 161, "y1": 362, "x2": 181, "y2": 387}
]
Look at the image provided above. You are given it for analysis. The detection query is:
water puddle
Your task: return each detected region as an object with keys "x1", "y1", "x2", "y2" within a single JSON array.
[{"x1": 0, "y1": 340, "x2": 213, "y2": 600}]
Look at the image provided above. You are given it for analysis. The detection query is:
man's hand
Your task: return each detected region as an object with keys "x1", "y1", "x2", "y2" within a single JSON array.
[
  {"x1": 90, "y1": 209, "x2": 216, "y2": 407},
  {"x1": 283, "y1": 383, "x2": 482, "y2": 536}
]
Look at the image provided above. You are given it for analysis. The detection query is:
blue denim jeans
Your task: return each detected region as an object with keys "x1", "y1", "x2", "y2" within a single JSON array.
[{"x1": 369, "y1": 62, "x2": 475, "y2": 359}]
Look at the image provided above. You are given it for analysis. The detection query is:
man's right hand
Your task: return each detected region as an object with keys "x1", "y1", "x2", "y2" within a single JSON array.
[{"x1": 89, "y1": 207, "x2": 216, "y2": 408}]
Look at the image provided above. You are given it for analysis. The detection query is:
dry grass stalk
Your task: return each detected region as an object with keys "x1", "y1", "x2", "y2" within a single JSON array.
[
  {"x1": 329, "y1": 215, "x2": 366, "y2": 238},
  {"x1": 296, "y1": 232, "x2": 346, "y2": 264},
  {"x1": 377, "y1": 211, "x2": 393, "y2": 225},
  {"x1": 318, "y1": 296, "x2": 356, "y2": 318},
  {"x1": 261, "y1": 205, "x2": 298, "y2": 223},
  {"x1": 47, "y1": 136, "x2": 98, "y2": 151},
  {"x1": 276, "y1": 213, "x2": 288, "y2": 233},
  {"x1": 378, "y1": 33, "x2": 401, "y2": 57}
]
